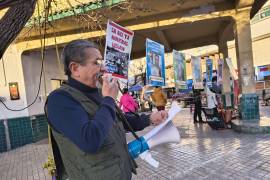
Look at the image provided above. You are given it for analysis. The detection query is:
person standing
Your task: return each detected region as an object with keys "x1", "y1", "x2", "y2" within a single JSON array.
[
  {"x1": 151, "y1": 86, "x2": 167, "y2": 111},
  {"x1": 140, "y1": 85, "x2": 153, "y2": 112},
  {"x1": 119, "y1": 88, "x2": 138, "y2": 114},
  {"x1": 46, "y1": 39, "x2": 168, "y2": 180},
  {"x1": 193, "y1": 86, "x2": 203, "y2": 123}
]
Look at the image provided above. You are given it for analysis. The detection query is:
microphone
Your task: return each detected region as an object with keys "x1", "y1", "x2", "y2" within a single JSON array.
[{"x1": 96, "y1": 73, "x2": 122, "y2": 92}]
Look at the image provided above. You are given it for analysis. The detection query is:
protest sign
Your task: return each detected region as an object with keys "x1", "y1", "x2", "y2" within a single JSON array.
[
  {"x1": 206, "y1": 58, "x2": 213, "y2": 87},
  {"x1": 104, "y1": 20, "x2": 134, "y2": 82},
  {"x1": 217, "y1": 59, "x2": 223, "y2": 86},
  {"x1": 191, "y1": 56, "x2": 203, "y2": 89},
  {"x1": 226, "y1": 58, "x2": 238, "y2": 80},
  {"x1": 173, "y1": 50, "x2": 187, "y2": 89},
  {"x1": 146, "y1": 39, "x2": 165, "y2": 86}
]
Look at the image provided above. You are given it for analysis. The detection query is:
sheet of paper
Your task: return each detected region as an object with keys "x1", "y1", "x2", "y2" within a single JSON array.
[{"x1": 143, "y1": 101, "x2": 181, "y2": 141}]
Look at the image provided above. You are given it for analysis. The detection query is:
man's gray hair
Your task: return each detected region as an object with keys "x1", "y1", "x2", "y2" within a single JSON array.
[{"x1": 61, "y1": 39, "x2": 99, "y2": 76}]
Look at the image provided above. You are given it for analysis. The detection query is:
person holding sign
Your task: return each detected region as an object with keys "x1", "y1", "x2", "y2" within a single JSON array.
[{"x1": 46, "y1": 39, "x2": 168, "y2": 180}]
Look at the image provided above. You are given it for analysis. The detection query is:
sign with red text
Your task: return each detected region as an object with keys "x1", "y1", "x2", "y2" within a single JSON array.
[{"x1": 104, "y1": 20, "x2": 134, "y2": 81}]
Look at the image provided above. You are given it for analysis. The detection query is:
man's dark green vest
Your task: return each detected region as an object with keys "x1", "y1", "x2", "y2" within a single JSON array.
[{"x1": 48, "y1": 84, "x2": 137, "y2": 180}]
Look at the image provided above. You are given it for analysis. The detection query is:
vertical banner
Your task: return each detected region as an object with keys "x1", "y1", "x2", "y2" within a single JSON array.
[
  {"x1": 191, "y1": 56, "x2": 203, "y2": 89},
  {"x1": 206, "y1": 58, "x2": 213, "y2": 87},
  {"x1": 146, "y1": 39, "x2": 165, "y2": 86},
  {"x1": 173, "y1": 50, "x2": 187, "y2": 89},
  {"x1": 226, "y1": 58, "x2": 238, "y2": 80},
  {"x1": 217, "y1": 59, "x2": 223, "y2": 86},
  {"x1": 104, "y1": 20, "x2": 134, "y2": 83}
]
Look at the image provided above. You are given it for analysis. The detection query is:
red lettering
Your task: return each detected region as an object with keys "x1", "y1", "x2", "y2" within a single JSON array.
[
  {"x1": 111, "y1": 27, "x2": 116, "y2": 34},
  {"x1": 117, "y1": 31, "x2": 123, "y2": 37},
  {"x1": 111, "y1": 35, "x2": 128, "y2": 46},
  {"x1": 112, "y1": 42, "x2": 125, "y2": 51}
]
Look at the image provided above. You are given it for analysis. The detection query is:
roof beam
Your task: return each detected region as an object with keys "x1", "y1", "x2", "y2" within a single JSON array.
[
  {"x1": 236, "y1": 0, "x2": 254, "y2": 9},
  {"x1": 218, "y1": 19, "x2": 234, "y2": 43},
  {"x1": 131, "y1": 34, "x2": 218, "y2": 59},
  {"x1": 16, "y1": 8, "x2": 236, "y2": 51},
  {"x1": 171, "y1": 34, "x2": 218, "y2": 51}
]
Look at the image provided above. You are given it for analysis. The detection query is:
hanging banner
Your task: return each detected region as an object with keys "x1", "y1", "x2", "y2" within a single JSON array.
[
  {"x1": 217, "y1": 59, "x2": 223, "y2": 86},
  {"x1": 104, "y1": 20, "x2": 134, "y2": 82},
  {"x1": 206, "y1": 58, "x2": 213, "y2": 87},
  {"x1": 226, "y1": 58, "x2": 238, "y2": 80},
  {"x1": 146, "y1": 39, "x2": 166, "y2": 86},
  {"x1": 191, "y1": 56, "x2": 203, "y2": 89},
  {"x1": 173, "y1": 50, "x2": 187, "y2": 89}
]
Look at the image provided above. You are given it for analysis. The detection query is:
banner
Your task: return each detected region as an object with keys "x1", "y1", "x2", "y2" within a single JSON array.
[
  {"x1": 146, "y1": 39, "x2": 166, "y2": 86},
  {"x1": 104, "y1": 20, "x2": 134, "y2": 82},
  {"x1": 173, "y1": 50, "x2": 187, "y2": 89},
  {"x1": 226, "y1": 58, "x2": 238, "y2": 80},
  {"x1": 206, "y1": 58, "x2": 213, "y2": 87},
  {"x1": 191, "y1": 56, "x2": 203, "y2": 89},
  {"x1": 217, "y1": 59, "x2": 223, "y2": 86}
]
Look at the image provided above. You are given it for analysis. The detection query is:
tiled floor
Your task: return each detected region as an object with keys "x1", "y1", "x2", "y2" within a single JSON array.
[
  {"x1": 1, "y1": 107, "x2": 270, "y2": 180},
  {"x1": 133, "y1": 108, "x2": 270, "y2": 180},
  {"x1": 0, "y1": 139, "x2": 50, "y2": 180}
]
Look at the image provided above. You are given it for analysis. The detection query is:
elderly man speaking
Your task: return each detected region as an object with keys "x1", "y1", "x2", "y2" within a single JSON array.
[{"x1": 46, "y1": 39, "x2": 168, "y2": 180}]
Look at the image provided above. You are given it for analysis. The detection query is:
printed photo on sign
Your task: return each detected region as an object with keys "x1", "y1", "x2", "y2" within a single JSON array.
[
  {"x1": 191, "y1": 56, "x2": 203, "y2": 89},
  {"x1": 149, "y1": 51, "x2": 162, "y2": 77},
  {"x1": 173, "y1": 50, "x2": 187, "y2": 89},
  {"x1": 146, "y1": 39, "x2": 165, "y2": 86},
  {"x1": 105, "y1": 47, "x2": 129, "y2": 77},
  {"x1": 104, "y1": 20, "x2": 134, "y2": 82}
]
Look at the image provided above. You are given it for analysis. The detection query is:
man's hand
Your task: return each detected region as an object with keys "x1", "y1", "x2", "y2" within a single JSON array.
[
  {"x1": 150, "y1": 110, "x2": 168, "y2": 126},
  {"x1": 102, "y1": 74, "x2": 118, "y2": 99}
]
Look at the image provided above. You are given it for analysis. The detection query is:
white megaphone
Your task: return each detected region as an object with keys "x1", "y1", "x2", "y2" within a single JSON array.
[
  {"x1": 128, "y1": 101, "x2": 181, "y2": 167},
  {"x1": 146, "y1": 121, "x2": 180, "y2": 149}
]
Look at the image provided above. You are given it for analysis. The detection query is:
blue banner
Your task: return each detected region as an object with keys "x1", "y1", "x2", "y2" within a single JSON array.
[
  {"x1": 191, "y1": 56, "x2": 203, "y2": 89},
  {"x1": 146, "y1": 39, "x2": 165, "y2": 86},
  {"x1": 173, "y1": 50, "x2": 187, "y2": 89},
  {"x1": 206, "y1": 58, "x2": 213, "y2": 87}
]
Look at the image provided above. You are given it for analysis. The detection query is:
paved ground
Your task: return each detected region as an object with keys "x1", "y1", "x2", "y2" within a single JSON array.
[{"x1": 1, "y1": 106, "x2": 270, "y2": 180}]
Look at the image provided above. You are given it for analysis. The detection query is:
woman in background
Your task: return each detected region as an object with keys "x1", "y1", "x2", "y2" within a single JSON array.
[{"x1": 119, "y1": 88, "x2": 139, "y2": 114}]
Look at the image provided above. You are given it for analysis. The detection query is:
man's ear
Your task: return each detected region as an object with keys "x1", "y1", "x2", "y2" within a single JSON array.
[{"x1": 69, "y1": 62, "x2": 80, "y2": 77}]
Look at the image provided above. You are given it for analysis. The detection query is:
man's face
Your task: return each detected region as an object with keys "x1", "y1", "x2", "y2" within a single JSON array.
[{"x1": 70, "y1": 48, "x2": 104, "y2": 88}]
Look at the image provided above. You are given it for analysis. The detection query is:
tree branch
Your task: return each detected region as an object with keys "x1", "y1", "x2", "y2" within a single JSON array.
[
  {"x1": 0, "y1": 0, "x2": 27, "y2": 10},
  {"x1": 0, "y1": 0, "x2": 37, "y2": 58}
]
